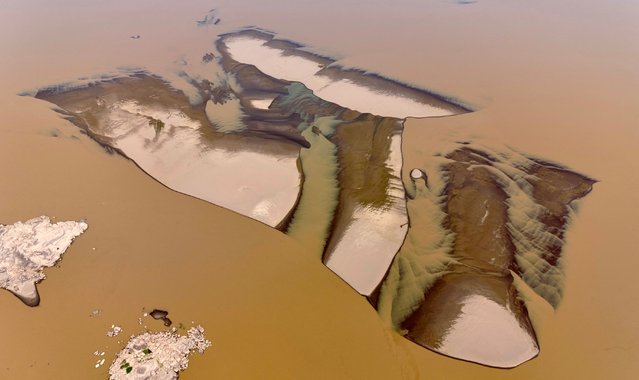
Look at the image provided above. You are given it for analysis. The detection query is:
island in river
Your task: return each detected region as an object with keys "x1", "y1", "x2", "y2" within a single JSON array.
[{"x1": 31, "y1": 28, "x2": 593, "y2": 368}]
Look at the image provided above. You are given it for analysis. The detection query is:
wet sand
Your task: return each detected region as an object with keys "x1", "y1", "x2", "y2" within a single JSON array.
[
  {"x1": 33, "y1": 32, "x2": 467, "y2": 306},
  {"x1": 34, "y1": 75, "x2": 304, "y2": 228},
  {"x1": 219, "y1": 30, "x2": 467, "y2": 118},
  {"x1": 2, "y1": 0, "x2": 639, "y2": 378}
]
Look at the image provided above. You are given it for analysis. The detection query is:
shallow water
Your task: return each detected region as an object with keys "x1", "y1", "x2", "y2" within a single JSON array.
[{"x1": 1, "y1": 0, "x2": 638, "y2": 378}]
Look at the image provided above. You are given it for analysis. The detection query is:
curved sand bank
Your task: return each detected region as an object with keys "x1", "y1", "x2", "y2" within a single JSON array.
[
  {"x1": 323, "y1": 125, "x2": 409, "y2": 296},
  {"x1": 36, "y1": 75, "x2": 302, "y2": 228},
  {"x1": 219, "y1": 29, "x2": 469, "y2": 118}
]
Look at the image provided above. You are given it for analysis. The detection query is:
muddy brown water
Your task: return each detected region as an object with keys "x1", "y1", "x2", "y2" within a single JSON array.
[{"x1": 1, "y1": 0, "x2": 638, "y2": 379}]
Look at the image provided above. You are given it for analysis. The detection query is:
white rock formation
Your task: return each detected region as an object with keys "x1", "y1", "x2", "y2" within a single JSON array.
[
  {"x1": 108, "y1": 326, "x2": 211, "y2": 380},
  {"x1": 0, "y1": 216, "x2": 88, "y2": 306}
]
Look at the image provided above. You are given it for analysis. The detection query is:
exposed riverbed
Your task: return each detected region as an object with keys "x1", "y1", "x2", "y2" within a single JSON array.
[{"x1": 1, "y1": 0, "x2": 637, "y2": 378}]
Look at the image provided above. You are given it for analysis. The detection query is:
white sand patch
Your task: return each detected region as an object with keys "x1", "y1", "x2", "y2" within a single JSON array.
[
  {"x1": 0, "y1": 216, "x2": 88, "y2": 306},
  {"x1": 326, "y1": 205, "x2": 408, "y2": 295},
  {"x1": 438, "y1": 294, "x2": 539, "y2": 368},
  {"x1": 104, "y1": 101, "x2": 300, "y2": 227},
  {"x1": 314, "y1": 79, "x2": 454, "y2": 119},
  {"x1": 223, "y1": 36, "x2": 455, "y2": 118},
  {"x1": 224, "y1": 36, "x2": 331, "y2": 91}
]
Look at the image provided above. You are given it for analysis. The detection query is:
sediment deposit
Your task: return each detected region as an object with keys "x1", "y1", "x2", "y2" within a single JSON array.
[{"x1": 31, "y1": 28, "x2": 594, "y2": 368}]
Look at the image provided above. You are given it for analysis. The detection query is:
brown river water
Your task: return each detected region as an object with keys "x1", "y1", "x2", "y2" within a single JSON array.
[{"x1": 1, "y1": 0, "x2": 638, "y2": 379}]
